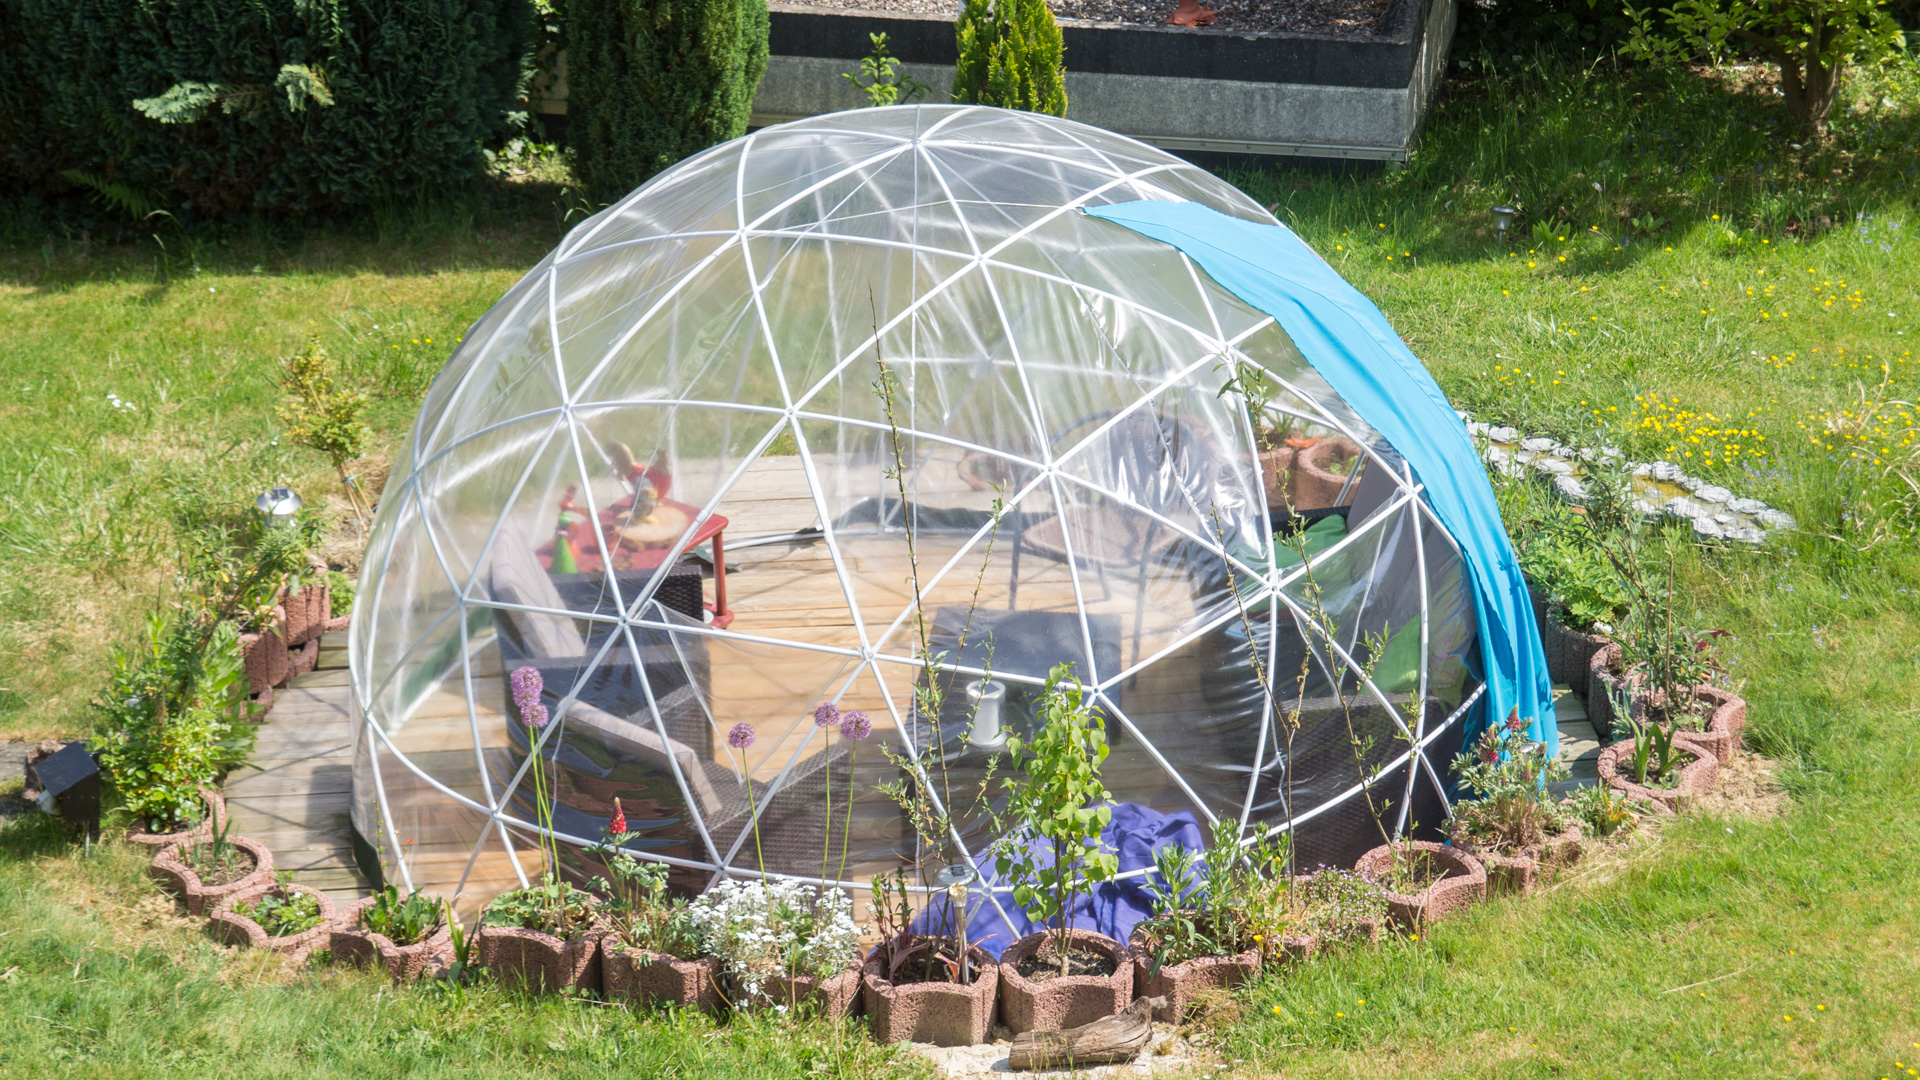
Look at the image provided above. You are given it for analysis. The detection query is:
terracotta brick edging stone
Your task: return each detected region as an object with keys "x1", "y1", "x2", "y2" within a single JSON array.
[
  {"x1": 1668, "y1": 686, "x2": 1747, "y2": 764},
  {"x1": 862, "y1": 942, "x2": 998, "y2": 1046},
  {"x1": 1456, "y1": 823, "x2": 1584, "y2": 897},
  {"x1": 150, "y1": 835, "x2": 275, "y2": 916},
  {"x1": 757, "y1": 963, "x2": 864, "y2": 1018},
  {"x1": 209, "y1": 882, "x2": 336, "y2": 960},
  {"x1": 332, "y1": 896, "x2": 455, "y2": 983},
  {"x1": 600, "y1": 936, "x2": 723, "y2": 1011},
  {"x1": 1353, "y1": 841, "x2": 1486, "y2": 929},
  {"x1": 476, "y1": 925, "x2": 602, "y2": 992},
  {"x1": 1127, "y1": 927, "x2": 1259, "y2": 1023},
  {"x1": 1597, "y1": 737, "x2": 1718, "y2": 813},
  {"x1": 281, "y1": 583, "x2": 331, "y2": 647},
  {"x1": 1290, "y1": 436, "x2": 1364, "y2": 511},
  {"x1": 126, "y1": 787, "x2": 227, "y2": 848},
  {"x1": 998, "y1": 928, "x2": 1133, "y2": 1034}
]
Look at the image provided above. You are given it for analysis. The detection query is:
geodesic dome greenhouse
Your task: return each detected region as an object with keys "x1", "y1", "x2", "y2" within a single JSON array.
[{"x1": 349, "y1": 105, "x2": 1554, "y2": 924}]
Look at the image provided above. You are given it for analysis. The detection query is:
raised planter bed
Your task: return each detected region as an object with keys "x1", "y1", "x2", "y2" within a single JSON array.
[
  {"x1": 1528, "y1": 586, "x2": 1612, "y2": 697},
  {"x1": 601, "y1": 937, "x2": 724, "y2": 1011},
  {"x1": 1666, "y1": 685, "x2": 1746, "y2": 764},
  {"x1": 1456, "y1": 822, "x2": 1583, "y2": 897},
  {"x1": 282, "y1": 583, "x2": 331, "y2": 648},
  {"x1": 1353, "y1": 841, "x2": 1485, "y2": 928},
  {"x1": 758, "y1": 963, "x2": 864, "y2": 1018},
  {"x1": 210, "y1": 882, "x2": 337, "y2": 960},
  {"x1": 475, "y1": 925, "x2": 602, "y2": 993},
  {"x1": 332, "y1": 896, "x2": 455, "y2": 983},
  {"x1": 126, "y1": 787, "x2": 227, "y2": 848},
  {"x1": 150, "y1": 835, "x2": 276, "y2": 916},
  {"x1": 862, "y1": 942, "x2": 998, "y2": 1046},
  {"x1": 1586, "y1": 643, "x2": 1642, "y2": 740},
  {"x1": 998, "y1": 928, "x2": 1133, "y2": 1034},
  {"x1": 1597, "y1": 736, "x2": 1717, "y2": 813},
  {"x1": 1127, "y1": 927, "x2": 1258, "y2": 1022}
]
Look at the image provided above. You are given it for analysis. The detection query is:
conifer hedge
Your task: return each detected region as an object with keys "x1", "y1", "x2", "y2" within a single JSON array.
[
  {"x1": 566, "y1": 0, "x2": 770, "y2": 206},
  {"x1": 0, "y1": 0, "x2": 535, "y2": 216},
  {"x1": 952, "y1": 0, "x2": 1067, "y2": 117}
]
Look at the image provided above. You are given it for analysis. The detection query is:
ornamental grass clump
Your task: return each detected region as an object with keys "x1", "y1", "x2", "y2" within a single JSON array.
[
  {"x1": 685, "y1": 879, "x2": 860, "y2": 1004},
  {"x1": 1447, "y1": 708, "x2": 1573, "y2": 854}
]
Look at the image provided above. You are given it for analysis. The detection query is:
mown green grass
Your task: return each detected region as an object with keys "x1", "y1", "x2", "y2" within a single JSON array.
[{"x1": 2, "y1": 53, "x2": 1918, "y2": 1079}]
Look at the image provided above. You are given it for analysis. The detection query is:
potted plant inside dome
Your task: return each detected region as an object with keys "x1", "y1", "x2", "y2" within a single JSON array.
[
  {"x1": 1217, "y1": 358, "x2": 1300, "y2": 513},
  {"x1": 1445, "y1": 709, "x2": 1583, "y2": 896},
  {"x1": 1129, "y1": 818, "x2": 1285, "y2": 1022},
  {"x1": 991, "y1": 663, "x2": 1131, "y2": 1036},
  {"x1": 476, "y1": 667, "x2": 604, "y2": 993},
  {"x1": 589, "y1": 800, "x2": 721, "y2": 1011}
]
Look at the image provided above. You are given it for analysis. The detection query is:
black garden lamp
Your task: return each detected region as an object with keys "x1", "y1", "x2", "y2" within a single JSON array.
[
  {"x1": 28, "y1": 741, "x2": 101, "y2": 840},
  {"x1": 1491, "y1": 206, "x2": 1518, "y2": 241}
]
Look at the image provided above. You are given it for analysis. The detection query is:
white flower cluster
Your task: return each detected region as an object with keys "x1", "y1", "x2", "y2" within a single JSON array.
[{"x1": 685, "y1": 878, "x2": 861, "y2": 1002}]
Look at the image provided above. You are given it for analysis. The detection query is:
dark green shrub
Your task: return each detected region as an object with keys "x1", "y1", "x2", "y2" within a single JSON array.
[
  {"x1": 0, "y1": 0, "x2": 535, "y2": 216},
  {"x1": 952, "y1": 0, "x2": 1067, "y2": 117},
  {"x1": 566, "y1": 0, "x2": 770, "y2": 206}
]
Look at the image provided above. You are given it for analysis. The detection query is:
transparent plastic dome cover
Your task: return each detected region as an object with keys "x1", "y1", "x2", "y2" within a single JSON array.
[{"x1": 350, "y1": 105, "x2": 1484, "y2": 921}]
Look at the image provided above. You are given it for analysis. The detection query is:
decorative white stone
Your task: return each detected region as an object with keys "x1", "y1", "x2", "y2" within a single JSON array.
[
  {"x1": 1554, "y1": 475, "x2": 1589, "y2": 503},
  {"x1": 1650, "y1": 461, "x2": 1684, "y2": 481},
  {"x1": 1715, "y1": 512, "x2": 1736, "y2": 524},
  {"x1": 1693, "y1": 517, "x2": 1726, "y2": 540},
  {"x1": 1632, "y1": 463, "x2": 1654, "y2": 478},
  {"x1": 1631, "y1": 498, "x2": 1663, "y2": 520},
  {"x1": 1679, "y1": 475, "x2": 1705, "y2": 493},
  {"x1": 1466, "y1": 421, "x2": 1491, "y2": 436},
  {"x1": 1756, "y1": 508, "x2": 1797, "y2": 530},
  {"x1": 1695, "y1": 485, "x2": 1733, "y2": 504},
  {"x1": 1488, "y1": 426, "x2": 1519, "y2": 443},
  {"x1": 1728, "y1": 497, "x2": 1767, "y2": 514},
  {"x1": 1532, "y1": 456, "x2": 1575, "y2": 476},
  {"x1": 1664, "y1": 496, "x2": 1701, "y2": 520},
  {"x1": 1521, "y1": 437, "x2": 1557, "y2": 453},
  {"x1": 1729, "y1": 527, "x2": 1767, "y2": 544}
]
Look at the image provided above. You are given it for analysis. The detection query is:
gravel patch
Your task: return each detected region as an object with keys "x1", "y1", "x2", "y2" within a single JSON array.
[{"x1": 780, "y1": 0, "x2": 1396, "y2": 36}]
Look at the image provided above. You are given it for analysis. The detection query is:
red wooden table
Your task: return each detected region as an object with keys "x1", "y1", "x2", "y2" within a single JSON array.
[{"x1": 535, "y1": 496, "x2": 734, "y2": 628}]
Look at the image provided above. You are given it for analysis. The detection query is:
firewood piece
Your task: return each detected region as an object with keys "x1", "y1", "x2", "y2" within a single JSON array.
[{"x1": 1008, "y1": 995, "x2": 1165, "y2": 1070}]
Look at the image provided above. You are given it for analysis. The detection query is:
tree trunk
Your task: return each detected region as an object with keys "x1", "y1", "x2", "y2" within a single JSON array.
[{"x1": 1008, "y1": 995, "x2": 1165, "y2": 1070}]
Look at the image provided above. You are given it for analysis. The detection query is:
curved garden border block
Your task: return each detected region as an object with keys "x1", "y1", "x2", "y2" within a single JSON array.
[
  {"x1": 282, "y1": 584, "x2": 331, "y2": 648},
  {"x1": 332, "y1": 897, "x2": 455, "y2": 983},
  {"x1": 1291, "y1": 436, "x2": 1364, "y2": 511},
  {"x1": 126, "y1": 787, "x2": 227, "y2": 848},
  {"x1": 862, "y1": 943, "x2": 998, "y2": 1046},
  {"x1": 1127, "y1": 928, "x2": 1259, "y2": 1023},
  {"x1": 999, "y1": 929, "x2": 1133, "y2": 1034},
  {"x1": 1596, "y1": 737, "x2": 1718, "y2": 813},
  {"x1": 240, "y1": 618, "x2": 290, "y2": 696},
  {"x1": 1354, "y1": 841, "x2": 1485, "y2": 927},
  {"x1": 1457, "y1": 822, "x2": 1583, "y2": 897},
  {"x1": 601, "y1": 937, "x2": 723, "y2": 1011},
  {"x1": 759, "y1": 963, "x2": 863, "y2": 1019},
  {"x1": 476, "y1": 926, "x2": 601, "y2": 993},
  {"x1": 150, "y1": 835, "x2": 275, "y2": 916},
  {"x1": 210, "y1": 882, "x2": 336, "y2": 961},
  {"x1": 1670, "y1": 686, "x2": 1746, "y2": 764}
]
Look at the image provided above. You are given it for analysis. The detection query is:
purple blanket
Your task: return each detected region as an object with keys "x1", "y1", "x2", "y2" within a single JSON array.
[{"x1": 911, "y1": 802, "x2": 1204, "y2": 959}]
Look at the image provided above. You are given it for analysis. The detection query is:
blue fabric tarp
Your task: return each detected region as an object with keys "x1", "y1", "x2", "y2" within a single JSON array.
[
  {"x1": 913, "y1": 802, "x2": 1203, "y2": 959},
  {"x1": 1086, "y1": 200, "x2": 1556, "y2": 754}
]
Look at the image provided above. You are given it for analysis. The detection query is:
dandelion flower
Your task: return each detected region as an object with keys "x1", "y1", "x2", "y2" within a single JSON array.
[{"x1": 728, "y1": 722, "x2": 756, "y2": 749}]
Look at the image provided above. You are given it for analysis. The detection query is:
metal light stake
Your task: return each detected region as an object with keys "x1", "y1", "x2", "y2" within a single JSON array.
[
  {"x1": 934, "y1": 863, "x2": 979, "y2": 983},
  {"x1": 256, "y1": 486, "x2": 303, "y2": 528},
  {"x1": 1491, "y1": 205, "x2": 1518, "y2": 241}
]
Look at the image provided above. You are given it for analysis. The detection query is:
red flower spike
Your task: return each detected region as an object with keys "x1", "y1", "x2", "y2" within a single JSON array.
[{"x1": 609, "y1": 798, "x2": 627, "y2": 837}]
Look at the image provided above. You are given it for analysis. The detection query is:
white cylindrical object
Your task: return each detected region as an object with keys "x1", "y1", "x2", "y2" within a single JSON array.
[{"x1": 966, "y1": 679, "x2": 1006, "y2": 747}]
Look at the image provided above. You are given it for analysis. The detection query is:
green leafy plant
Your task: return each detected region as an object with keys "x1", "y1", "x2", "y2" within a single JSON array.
[
  {"x1": 844, "y1": 33, "x2": 930, "y2": 107},
  {"x1": 588, "y1": 801, "x2": 701, "y2": 957},
  {"x1": 952, "y1": 0, "x2": 1067, "y2": 116},
  {"x1": 1566, "y1": 784, "x2": 1637, "y2": 838},
  {"x1": 96, "y1": 616, "x2": 251, "y2": 830},
  {"x1": 188, "y1": 815, "x2": 253, "y2": 883},
  {"x1": 1448, "y1": 708, "x2": 1573, "y2": 853},
  {"x1": 1625, "y1": 0, "x2": 1904, "y2": 137},
  {"x1": 240, "y1": 889, "x2": 325, "y2": 937},
  {"x1": 360, "y1": 884, "x2": 443, "y2": 946},
  {"x1": 567, "y1": 0, "x2": 771, "y2": 204},
  {"x1": 1289, "y1": 867, "x2": 1389, "y2": 943},
  {"x1": 1626, "y1": 707, "x2": 1680, "y2": 786},
  {"x1": 1520, "y1": 534, "x2": 1631, "y2": 634},
  {"x1": 993, "y1": 663, "x2": 1119, "y2": 977},
  {"x1": 1137, "y1": 819, "x2": 1289, "y2": 971},
  {"x1": 279, "y1": 332, "x2": 370, "y2": 525},
  {"x1": 481, "y1": 877, "x2": 599, "y2": 937}
]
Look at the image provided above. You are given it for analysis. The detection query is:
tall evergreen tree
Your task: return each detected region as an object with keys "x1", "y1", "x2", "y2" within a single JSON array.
[
  {"x1": 568, "y1": 0, "x2": 770, "y2": 205},
  {"x1": 951, "y1": 0, "x2": 1067, "y2": 117}
]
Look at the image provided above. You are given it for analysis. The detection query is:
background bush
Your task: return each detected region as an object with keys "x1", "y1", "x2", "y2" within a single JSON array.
[
  {"x1": 566, "y1": 0, "x2": 770, "y2": 206},
  {"x1": 0, "y1": 0, "x2": 535, "y2": 218},
  {"x1": 952, "y1": 0, "x2": 1068, "y2": 116}
]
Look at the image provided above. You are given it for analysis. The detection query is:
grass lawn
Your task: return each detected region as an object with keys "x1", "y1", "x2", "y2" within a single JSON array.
[{"x1": 2, "y1": 54, "x2": 1918, "y2": 1078}]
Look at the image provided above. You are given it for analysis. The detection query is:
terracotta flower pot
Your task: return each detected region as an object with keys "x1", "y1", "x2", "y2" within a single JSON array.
[
  {"x1": 1597, "y1": 737, "x2": 1718, "y2": 813},
  {"x1": 1585, "y1": 643, "x2": 1646, "y2": 741},
  {"x1": 476, "y1": 925, "x2": 602, "y2": 993},
  {"x1": 150, "y1": 835, "x2": 276, "y2": 916},
  {"x1": 1353, "y1": 842, "x2": 1486, "y2": 929},
  {"x1": 288, "y1": 636, "x2": 321, "y2": 677},
  {"x1": 240, "y1": 621, "x2": 290, "y2": 695},
  {"x1": 1257, "y1": 445, "x2": 1296, "y2": 511},
  {"x1": 600, "y1": 936, "x2": 722, "y2": 1011},
  {"x1": 998, "y1": 929, "x2": 1132, "y2": 1035},
  {"x1": 281, "y1": 584, "x2": 332, "y2": 648},
  {"x1": 862, "y1": 942, "x2": 998, "y2": 1047},
  {"x1": 1456, "y1": 822, "x2": 1584, "y2": 897},
  {"x1": 210, "y1": 882, "x2": 337, "y2": 961},
  {"x1": 756, "y1": 963, "x2": 863, "y2": 1018},
  {"x1": 125, "y1": 786, "x2": 227, "y2": 848},
  {"x1": 332, "y1": 896, "x2": 455, "y2": 983},
  {"x1": 1289, "y1": 436, "x2": 1363, "y2": 511},
  {"x1": 1127, "y1": 927, "x2": 1259, "y2": 1023},
  {"x1": 1653, "y1": 685, "x2": 1746, "y2": 764}
]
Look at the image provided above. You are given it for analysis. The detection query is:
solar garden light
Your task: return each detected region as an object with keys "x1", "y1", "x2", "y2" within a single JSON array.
[
  {"x1": 934, "y1": 863, "x2": 980, "y2": 983},
  {"x1": 256, "y1": 486, "x2": 303, "y2": 528},
  {"x1": 1491, "y1": 206, "x2": 1518, "y2": 241},
  {"x1": 26, "y1": 742, "x2": 101, "y2": 841},
  {"x1": 966, "y1": 678, "x2": 1007, "y2": 749}
]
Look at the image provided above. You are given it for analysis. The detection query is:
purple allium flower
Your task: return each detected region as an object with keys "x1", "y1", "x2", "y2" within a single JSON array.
[
  {"x1": 838, "y1": 710, "x2": 872, "y2": 741},
  {"x1": 812, "y1": 701, "x2": 840, "y2": 728},
  {"x1": 524, "y1": 702, "x2": 550, "y2": 730},
  {"x1": 727, "y1": 722, "x2": 756, "y2": 750},
  {"x1": 511, "y1": 665, "x2": 543, "y2": 716}
]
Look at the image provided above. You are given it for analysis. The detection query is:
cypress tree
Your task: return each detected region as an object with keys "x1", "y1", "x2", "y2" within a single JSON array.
[
  {"x1": 951, "y1": 0, "x2": 1066, "y2": 117},
  {"x1": 568, "y1": 0, "x2": 770, "y2": 205}
]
